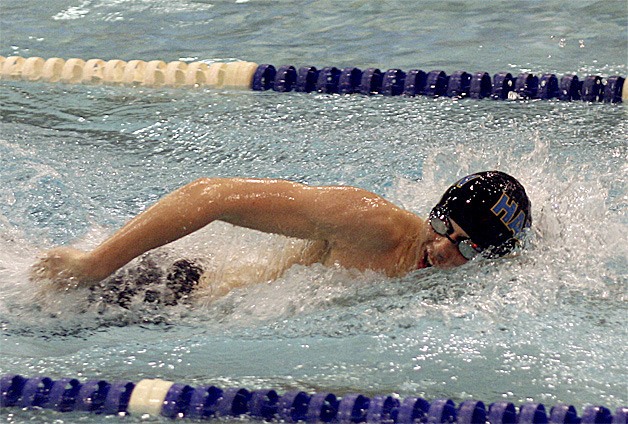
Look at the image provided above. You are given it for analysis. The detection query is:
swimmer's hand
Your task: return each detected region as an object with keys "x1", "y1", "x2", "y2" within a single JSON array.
[{"x1": 30, "y1": 247, "x2": 103, "y2": 289}]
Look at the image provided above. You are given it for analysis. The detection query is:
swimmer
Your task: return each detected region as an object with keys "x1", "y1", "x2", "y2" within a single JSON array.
[{"x1": 31, "y1": 171, "x2": 531, "y2": 298}]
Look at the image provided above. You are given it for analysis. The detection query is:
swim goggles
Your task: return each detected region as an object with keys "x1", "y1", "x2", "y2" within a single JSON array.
[{"x1": 428, "y1": 208, "x2": 484, "y2": 261}]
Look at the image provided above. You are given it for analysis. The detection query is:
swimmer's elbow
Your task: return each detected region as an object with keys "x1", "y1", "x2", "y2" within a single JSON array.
[
  {"x1": 180, "y1": 177, "x2": 250, "y2": 223},
  {"x1": 184, "y1": 177, "x2": 229, "y2": 204},
  {"x1": 188, "y1": 177, "x2": 222, "y2": 191}
]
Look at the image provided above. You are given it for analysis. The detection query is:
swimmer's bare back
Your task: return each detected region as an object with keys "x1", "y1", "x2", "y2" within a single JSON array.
[{"x1": 31, "y1": 178, "x2": 428, "y2": 290}]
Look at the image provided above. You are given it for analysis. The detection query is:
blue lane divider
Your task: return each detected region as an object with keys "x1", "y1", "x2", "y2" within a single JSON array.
[
  {"x1": 403, "y1": 69, "x2": 426, "y2": 96},
  {"x1": 2, "y1": 375, "x2": 626, "y2": 423},
  {"x1": 251, "y1": 64, "x2": 625, "y2": 103}
]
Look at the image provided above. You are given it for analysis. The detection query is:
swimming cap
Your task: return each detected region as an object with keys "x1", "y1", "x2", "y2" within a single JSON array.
[{"x1": 432, "y1": 171, "x2": 532, "y2": 257}]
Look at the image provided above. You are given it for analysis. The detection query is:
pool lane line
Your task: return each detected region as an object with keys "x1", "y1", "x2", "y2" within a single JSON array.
[
  {"x1": 252, "y1": 64, "x2": 626, "y2": 103},
  {"x1": 0, "y1": 56, "x2": 257, "y2": 88},
  {"x1": 1, "y1": 374, "x2": 626, "y2": 423},
  {"x1": 0, "y1": 55, "x2": 625, "y2": 103}
]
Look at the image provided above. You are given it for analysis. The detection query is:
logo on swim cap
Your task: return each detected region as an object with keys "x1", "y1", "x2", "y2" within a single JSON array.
[
  {"x1": 433, "y1": 171, "x2": 532, "y2": 257},
  {"x1": 490, "y1": 192, "x2": 528, "y2": 235}
]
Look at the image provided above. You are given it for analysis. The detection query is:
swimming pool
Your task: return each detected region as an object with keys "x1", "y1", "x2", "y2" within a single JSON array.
[{"x1": 1, "y1": 0, "x2": 626, "y2": 422}]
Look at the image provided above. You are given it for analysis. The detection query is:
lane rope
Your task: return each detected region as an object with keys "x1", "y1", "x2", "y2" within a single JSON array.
[
  {"x1": 1, "y1": 55, "x2": 625, "y2": 102},
  {"x1": 1, "y1": 56, "x2": 626, "y2": 421},
  {"x1": 1, "y1": 374, "x2": 626, "y2": 423}
]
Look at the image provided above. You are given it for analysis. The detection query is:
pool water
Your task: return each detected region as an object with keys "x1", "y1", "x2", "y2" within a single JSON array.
[{"x1": 1, "y1": 0, "x2": 626, "y2": 422}]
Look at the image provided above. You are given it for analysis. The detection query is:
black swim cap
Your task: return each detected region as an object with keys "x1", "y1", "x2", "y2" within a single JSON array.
[{"x1": 432, "y1": 171, "x2": 532, "y2": 257}]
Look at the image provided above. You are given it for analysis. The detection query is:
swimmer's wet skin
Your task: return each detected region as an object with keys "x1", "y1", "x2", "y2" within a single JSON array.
[{"x1": 31, "y1": 171, "x2": 531, "y2": 299}]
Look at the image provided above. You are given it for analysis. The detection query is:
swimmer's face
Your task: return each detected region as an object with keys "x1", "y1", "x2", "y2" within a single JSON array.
[{"x1": 421, "y1": 217, "x2": 472, "y2": 269}]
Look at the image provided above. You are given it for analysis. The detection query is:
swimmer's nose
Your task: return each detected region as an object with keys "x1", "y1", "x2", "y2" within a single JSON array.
[
  {"x1": 430, "y1": 234, "x2": 466, "y2": 268},
  {"x1": 433, "y1": 233, "x2": 453, "y2": 253}
]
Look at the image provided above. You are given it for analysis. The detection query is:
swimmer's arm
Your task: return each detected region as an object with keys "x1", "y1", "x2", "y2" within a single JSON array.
[
  {"x1": 216, "y1": 178, "x2": 414, "y2": 249},
  {"x1": 33, "y1": 177, "x2": 415, "y2": 285}
]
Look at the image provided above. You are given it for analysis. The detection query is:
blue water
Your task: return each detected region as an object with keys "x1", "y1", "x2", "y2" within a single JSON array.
[{"x1": 1, "y1": 1, "x2": 627, "y2": 422}]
